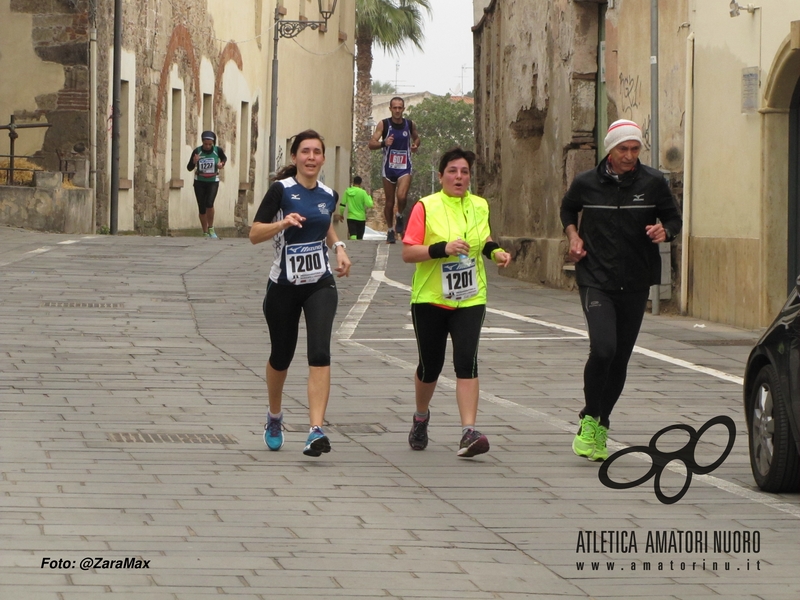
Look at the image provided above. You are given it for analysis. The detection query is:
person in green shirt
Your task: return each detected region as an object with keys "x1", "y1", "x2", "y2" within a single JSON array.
[{"x1": 337, "y1": 176, "x2": 374, "y2": 240}]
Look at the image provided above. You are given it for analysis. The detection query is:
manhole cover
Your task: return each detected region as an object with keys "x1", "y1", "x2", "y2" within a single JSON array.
[{"x1": 108, "y1": 432, "x2": 237, "y2": 444}]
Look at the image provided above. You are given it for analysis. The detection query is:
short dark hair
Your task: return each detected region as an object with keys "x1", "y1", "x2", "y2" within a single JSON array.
[
  {"x1": 353, "y1": 175, "x2": 362, "y2": 185},
  {"x1": 389, "y1": 97, "x2": 405, "y2": 108},
  {"x1": 438, "y1": 147, "x2": 476, "y2": 175}
]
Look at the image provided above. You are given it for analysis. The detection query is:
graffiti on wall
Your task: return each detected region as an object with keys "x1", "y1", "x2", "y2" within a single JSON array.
[
  {"x1": 618, "y1": 72, "x2": 651, "y2": 151},
  {"x1": 619, "y1": 72, "x2": 643, "y2": 117}
]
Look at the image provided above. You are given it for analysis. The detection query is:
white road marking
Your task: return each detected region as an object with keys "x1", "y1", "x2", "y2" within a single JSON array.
[{"x1": 335, "y1": 246, "x2": 799, "y2": 518}]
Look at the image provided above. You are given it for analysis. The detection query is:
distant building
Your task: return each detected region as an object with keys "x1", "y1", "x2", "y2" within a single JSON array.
[
  {"x1": 0, "y1": 0, "x2": 356, "y2": 235},
  {"x1": 448, "y1": 96, "x2": 474, "y2": 105},
  {"x1": 370, "y1": 92, "x2": 433, "y2": 127}
]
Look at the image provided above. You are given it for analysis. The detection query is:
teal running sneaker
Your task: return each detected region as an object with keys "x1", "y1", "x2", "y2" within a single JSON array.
[
  {"x1": 208, "y1": 227, "x2": 218, "y2": 240},
  {"x1": 263, "y1": 414, "x2": 284, "y2": 451},
  {"x1": 303, "y1": 426, "x2": 331, "y2": 457},
  {"x1": 573, "y1": 415, "x2": 599, "y2": 459},
  {"x1": 592, "y1": 423, "x2": 609, "y2": 461}
]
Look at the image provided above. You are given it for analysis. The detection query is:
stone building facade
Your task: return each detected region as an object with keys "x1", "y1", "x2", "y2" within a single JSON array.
[
  {"x1": 473, "y1": 0, "x2": 800, "y2": 328},
  {"x1": 0, "y1": 0, "x2": 355, "y2": 235}
]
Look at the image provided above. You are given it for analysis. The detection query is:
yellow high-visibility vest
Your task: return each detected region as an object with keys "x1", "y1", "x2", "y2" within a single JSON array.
[{"x1": 410, "y1": 190, "x2": 491, "y2": 307}]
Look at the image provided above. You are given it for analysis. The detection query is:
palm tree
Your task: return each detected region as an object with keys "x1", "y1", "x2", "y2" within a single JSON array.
[{"x1": 354, "y1": 0, "x2": 431, "y2": 191}]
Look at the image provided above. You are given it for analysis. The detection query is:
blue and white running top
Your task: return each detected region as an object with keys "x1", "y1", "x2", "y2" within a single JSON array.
[{"x1": 253, "y1": 177, "x2": 338, "y2": 285}]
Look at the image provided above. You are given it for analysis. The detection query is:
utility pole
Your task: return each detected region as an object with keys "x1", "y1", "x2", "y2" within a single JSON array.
[
  {"x1": 461, "y1": 64, "x2": 473, "y2": 96},
  {"x1": 650, "y1": 0, "x2": 660, "y2": 314},
  {"x1": 110, "y1": 0, "x2": 122, "y2": 234}
]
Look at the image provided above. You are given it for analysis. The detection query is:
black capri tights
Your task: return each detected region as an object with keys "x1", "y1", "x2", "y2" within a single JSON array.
[
  {"x1": 346, "y1": 219, "x2": 366, "y2": 240},
  {"x1": 411, "y1": 303, "x2": 486, "y2": 383},
  {"x1": 263, "y1": 276, "x2": 338, "y2": 371},
  {"x1": 193, "y1": 180, "x2": 219, "y2": 215}
]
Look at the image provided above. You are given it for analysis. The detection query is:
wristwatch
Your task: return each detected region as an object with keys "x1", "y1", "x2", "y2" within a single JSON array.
[{"x1": 332, "y1": 241, "x2": 347, "y2": 253}]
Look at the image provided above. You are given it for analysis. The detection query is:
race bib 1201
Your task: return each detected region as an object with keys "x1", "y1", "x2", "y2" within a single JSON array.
[
  {"x1": 441, "y1": 259, "x2": 478, "y2": 301},
  {"x1": 286, "y1": 240, "x2": 327, "y2": 285}
]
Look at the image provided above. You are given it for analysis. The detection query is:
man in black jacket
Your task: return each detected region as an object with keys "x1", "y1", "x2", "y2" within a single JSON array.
[{"x1": 560, "y1": 119, "x2": 682, "y2": 462}]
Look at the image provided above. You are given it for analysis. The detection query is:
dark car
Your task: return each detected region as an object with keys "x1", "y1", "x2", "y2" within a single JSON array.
[{"x1": 743, "y1": 284, "x2": 800, "y2": 492}]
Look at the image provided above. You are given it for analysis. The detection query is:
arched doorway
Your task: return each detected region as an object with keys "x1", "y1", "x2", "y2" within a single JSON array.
[
  {"x1": 762, "y1": 36, "x2": 800, "y2": 321},
  {"x1": 789, "y1": 78, "x2": 800, "y2": 293}
]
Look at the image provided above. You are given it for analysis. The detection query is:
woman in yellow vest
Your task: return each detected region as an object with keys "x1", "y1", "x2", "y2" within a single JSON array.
[{"x1": 401, "y1": 147, "x2": 511, "y2": 457}]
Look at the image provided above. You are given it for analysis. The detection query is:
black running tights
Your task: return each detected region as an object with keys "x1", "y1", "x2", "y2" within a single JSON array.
[{"x1": 579, "y1": 286, "x2": 649, "y2": 428}]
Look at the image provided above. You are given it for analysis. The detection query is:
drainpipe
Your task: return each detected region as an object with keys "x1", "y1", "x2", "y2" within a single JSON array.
[
  {"x1": 90, "y1": 27, "x2": 97, "y2": 234},
  {"x1": 110, "y1": 0, "x2": 122, "y2": 234},
  {"x1": 650, "y1": 0, "x2": 660, "y2": 314},
  {"x1": 680, "y1": 32, "x2": 695, "y2": 314}
]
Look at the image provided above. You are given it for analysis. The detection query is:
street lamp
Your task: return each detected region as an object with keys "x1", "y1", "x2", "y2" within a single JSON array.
[{"x1": 268, "y1": 0, "x2": 339, "y2": 174}]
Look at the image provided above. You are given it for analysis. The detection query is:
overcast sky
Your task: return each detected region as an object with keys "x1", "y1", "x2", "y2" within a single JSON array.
[{"x1": 370, "y1": 0, "x2": 476, "y2": 96}]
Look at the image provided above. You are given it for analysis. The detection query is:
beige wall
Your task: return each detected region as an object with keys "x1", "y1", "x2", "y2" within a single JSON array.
[
  {"x1": 0, "y1": 0, "x2": 355, "y2": 235},
  {"x1": 0, "y1": 2, "x2": 72, "y2": 156},
  {"x1": 265, "y1": 0, "x2": 355, "y2": 200},
  {"x1": 689, "y1": 0, "x2": 800, "y2": 327},
  {"x1": 473, "y1": 0, "x2": 491, "y2": 26},
  {"x1": 605, "y1": 0, "x2": 688, "y2": 171}
]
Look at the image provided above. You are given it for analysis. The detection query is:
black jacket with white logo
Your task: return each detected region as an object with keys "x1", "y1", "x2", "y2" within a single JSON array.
[{"x1": 560, "y1": 157, "x2": 682, "y2": 292}]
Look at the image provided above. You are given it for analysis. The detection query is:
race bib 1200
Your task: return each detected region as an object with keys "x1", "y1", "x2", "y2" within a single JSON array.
[{"x1": 286, "y1": 240, "x2": 327, "y2": 285}]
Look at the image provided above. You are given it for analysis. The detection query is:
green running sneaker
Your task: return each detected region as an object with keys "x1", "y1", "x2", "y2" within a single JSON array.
[
  {"x1": 591, "y1": 423, "x2": 609, "y2": 461},
  {"x1": 572, "y1": 415, "x2": 599, "y2": 458}
]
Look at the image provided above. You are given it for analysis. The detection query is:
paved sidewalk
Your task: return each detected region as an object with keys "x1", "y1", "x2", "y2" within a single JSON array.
[{"x1": 1, "y1": 226, "x2": 798, "y2": 599}]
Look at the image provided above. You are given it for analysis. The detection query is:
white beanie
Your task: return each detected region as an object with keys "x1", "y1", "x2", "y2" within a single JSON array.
[{"x1": 604, "y1": 119, "x2": 643, "y2": 154}]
